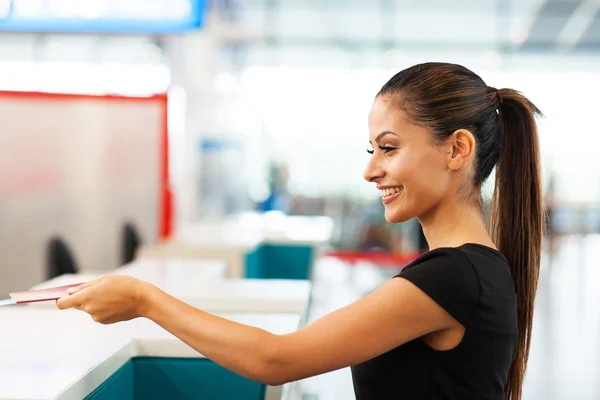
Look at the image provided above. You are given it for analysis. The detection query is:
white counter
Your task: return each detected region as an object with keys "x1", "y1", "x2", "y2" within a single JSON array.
[
  {"x1": 28, "y1": 259, "x2": 312, "y2": 315},
  {"x1": 0, "y1": 307, "x2": 300, "y2": 400}
]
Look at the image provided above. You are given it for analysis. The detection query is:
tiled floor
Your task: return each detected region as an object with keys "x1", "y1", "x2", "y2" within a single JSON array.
[{"x1": 297, "y1": 234, "x2": 600, "y2": 399}]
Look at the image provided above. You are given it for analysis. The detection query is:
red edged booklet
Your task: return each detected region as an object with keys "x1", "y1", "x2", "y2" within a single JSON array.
[{"x1": 0, "y1": 283, "x2": 83, "y2": 306}]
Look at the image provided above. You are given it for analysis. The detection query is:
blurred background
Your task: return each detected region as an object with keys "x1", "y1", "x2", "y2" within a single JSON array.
[{"x1": 1, "y1": 0, "x2": 599, "y2": 399}]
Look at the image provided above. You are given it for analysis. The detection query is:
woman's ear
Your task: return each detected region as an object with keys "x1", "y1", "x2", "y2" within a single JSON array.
[{"x1": 446, "y1": 129, "x2": 476, "y2": 171}]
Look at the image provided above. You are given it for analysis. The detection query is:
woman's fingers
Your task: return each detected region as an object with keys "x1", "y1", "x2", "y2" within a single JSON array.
[
  {"x1": 56, "y1": 291, "x2": 84, "y2": 310},
  {"x1": 67, "y1": 278, "x2": 101, "y2": 294}
]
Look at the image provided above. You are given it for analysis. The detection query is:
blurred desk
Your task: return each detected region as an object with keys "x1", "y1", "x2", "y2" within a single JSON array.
[
  {"x1": 137, "y1": 232, "x2": 260, "y2": 279},
  {"x1": 0, "y1": 307, "x2": 299, "y2": 400},
  {"x1": 138, "y1": 213, "x2": 334, "y2": 280}
]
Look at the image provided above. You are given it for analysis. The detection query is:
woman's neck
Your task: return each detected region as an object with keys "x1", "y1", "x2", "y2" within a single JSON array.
[{"x1": 418, "y1": 199, "x2": 496, "y2": 251}]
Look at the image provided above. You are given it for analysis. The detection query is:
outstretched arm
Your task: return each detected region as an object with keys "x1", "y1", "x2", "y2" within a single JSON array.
[{"x1": 57, "y1": 275, "x2": 457, "y2": 386}]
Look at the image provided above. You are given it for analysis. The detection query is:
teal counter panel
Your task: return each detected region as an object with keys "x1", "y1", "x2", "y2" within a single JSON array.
[
  {"x1": 85, "y1": 358, "x2": 266, "y2": 400},
  {"x1": 245, "y1": 245, "x2": 265, "y2": 279},
  {"x1": 261, "y1": 244, "x2": 314, "y2": 280},
  {"x1": 245, "y1": 244, "x2": 314, "y2": 280},
  {"x1": 86, "y1": 361, "x2": 134, "y2": 399}
]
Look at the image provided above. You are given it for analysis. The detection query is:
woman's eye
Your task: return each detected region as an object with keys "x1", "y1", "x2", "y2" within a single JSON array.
[{"x1": 367, "y1": 146, "x2": 396, "y2": 155}]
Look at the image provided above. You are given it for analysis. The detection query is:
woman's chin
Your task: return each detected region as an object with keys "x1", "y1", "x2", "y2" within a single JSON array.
[{"x1": 384, "y1": 208, "x2": 413, "y2": 224}]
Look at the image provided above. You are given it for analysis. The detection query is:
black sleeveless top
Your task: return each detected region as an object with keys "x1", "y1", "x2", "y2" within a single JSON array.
[{"x1": 351, "y1": 244, "x2": 518, "y2": 399}]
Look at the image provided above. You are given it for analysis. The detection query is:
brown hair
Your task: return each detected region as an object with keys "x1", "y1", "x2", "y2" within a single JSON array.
[{"x1": 378, "y1": 62, "x2": 543, "y2": 400}]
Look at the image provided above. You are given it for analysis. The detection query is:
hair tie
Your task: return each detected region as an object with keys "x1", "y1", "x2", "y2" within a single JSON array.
[{"x1": 493, "y1": 87, "x2": 503, "y2": 108}]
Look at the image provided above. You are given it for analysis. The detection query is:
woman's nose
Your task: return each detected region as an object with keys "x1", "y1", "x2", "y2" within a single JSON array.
[{"x1": 363, "y1": 158, "x2": 384, "y2": 182}]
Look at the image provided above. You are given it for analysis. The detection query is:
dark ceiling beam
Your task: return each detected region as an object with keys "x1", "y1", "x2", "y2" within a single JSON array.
[
  {"x1": 519, "y1": 0, "x2": 583, "y2": 51},
  {"x1": 573, "y1": 3, "x2": 600, "y2": 51},
  {"x1": 380, "y1": 0, "x2": 395, "y2": 51},
  {"x1": 264, "y1": 0, "x2": 280, "y2": 48}
]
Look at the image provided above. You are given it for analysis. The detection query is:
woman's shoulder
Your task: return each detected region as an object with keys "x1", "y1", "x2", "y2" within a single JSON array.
[
  {"x1": 404, "y1": 243, "x2": 508, "y2": 271},
  {"x1": 399, "y1": 243, "x2": 513, "y2": 296},
  {"x1": 399, "y1": 245, "x2": 479, "y2": 284}
]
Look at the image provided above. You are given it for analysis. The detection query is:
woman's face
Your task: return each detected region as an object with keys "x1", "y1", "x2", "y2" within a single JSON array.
[{"x1": 364, "y1": 97, "x2": 453, "y2": 223}]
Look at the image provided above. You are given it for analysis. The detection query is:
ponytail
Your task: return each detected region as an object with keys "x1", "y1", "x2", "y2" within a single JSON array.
[{"x1": 488, "y1": 89, "x2": 544, "y2": 400}]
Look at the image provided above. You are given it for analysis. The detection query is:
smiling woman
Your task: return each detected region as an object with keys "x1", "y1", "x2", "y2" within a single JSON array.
[
  {"x1": 57, "y1": 62, "x2": 543, "y2": 400},
  {"x1": 360, "y1": 62, "x2": 542, "y2": 400}
]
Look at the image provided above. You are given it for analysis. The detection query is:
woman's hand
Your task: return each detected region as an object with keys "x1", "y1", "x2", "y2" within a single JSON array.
[{"x1": 56, "y1": 275, "x2": 152, "y2": 324}]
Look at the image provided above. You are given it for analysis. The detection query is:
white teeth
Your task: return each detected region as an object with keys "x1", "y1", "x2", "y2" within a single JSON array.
[{"x1": 380, "y1": 186, "x2": 403, "y2": 197}]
